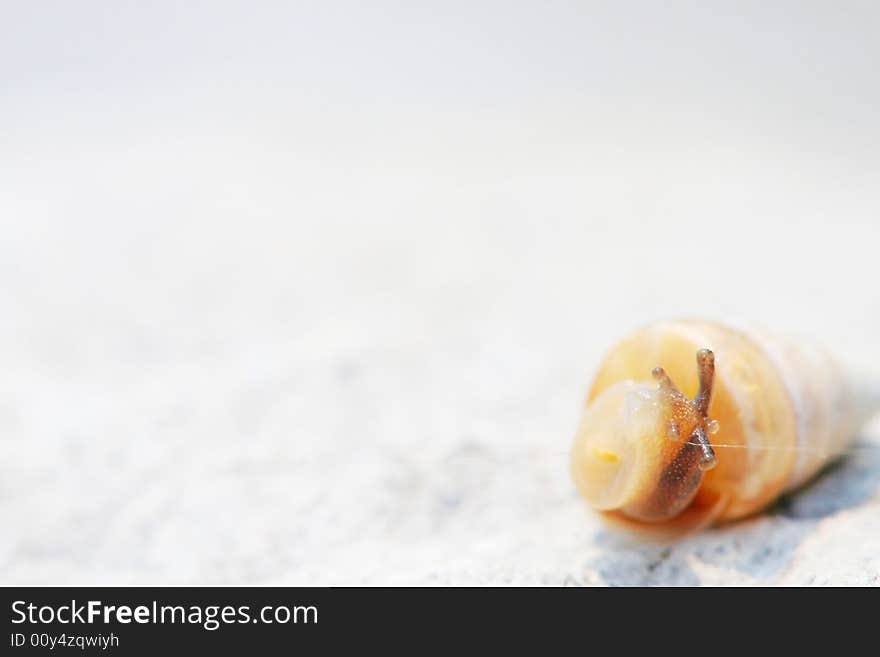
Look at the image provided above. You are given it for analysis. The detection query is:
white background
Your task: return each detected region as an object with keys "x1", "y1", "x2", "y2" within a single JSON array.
[{"x1": 2, "y1": 2, "x2": 879, "y2": 584}]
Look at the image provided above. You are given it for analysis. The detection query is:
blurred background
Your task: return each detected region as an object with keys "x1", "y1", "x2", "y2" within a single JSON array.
[{"x1": 2, "y1": 1, "x2": 879, "y2": 584}]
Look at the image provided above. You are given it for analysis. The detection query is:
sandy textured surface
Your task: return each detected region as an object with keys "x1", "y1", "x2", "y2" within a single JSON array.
[{"x1": 2, "y1": 2, "x2": 880, "y2": 585}]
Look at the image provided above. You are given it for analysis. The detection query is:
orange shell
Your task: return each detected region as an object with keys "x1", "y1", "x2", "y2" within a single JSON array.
[{"x1": 582, "y1": 320, "x2": 862, "y2": 533}]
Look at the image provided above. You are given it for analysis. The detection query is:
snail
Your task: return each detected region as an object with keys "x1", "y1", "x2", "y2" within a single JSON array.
[{"x1": 570, "y1": 320, "x2": 880, "y2": 536}]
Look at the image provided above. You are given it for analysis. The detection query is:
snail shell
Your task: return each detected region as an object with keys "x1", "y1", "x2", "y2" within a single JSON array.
[{"x1": 570, "y1": 320, "x2": 878, "y2": 536}]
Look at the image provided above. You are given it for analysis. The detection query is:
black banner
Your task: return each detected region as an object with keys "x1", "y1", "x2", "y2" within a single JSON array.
[{"x1": 0, "y1": 586, "x2": 848, "y2": 653}]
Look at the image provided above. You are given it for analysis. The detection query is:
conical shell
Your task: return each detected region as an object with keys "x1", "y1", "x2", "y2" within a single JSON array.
[{"x1": 584, "y1": 320, "x2": 876, "y2": 527}]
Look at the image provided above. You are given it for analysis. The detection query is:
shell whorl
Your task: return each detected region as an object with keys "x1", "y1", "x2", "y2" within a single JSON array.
[{"x1": 734, "y1": 327, "x2": 863, "y2": 492}]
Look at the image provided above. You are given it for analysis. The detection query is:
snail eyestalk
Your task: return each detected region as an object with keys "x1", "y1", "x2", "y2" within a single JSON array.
[
  {"x1": 571, "y1": 348, "x2": 719, "y2": 523},
  {"x1": 692, "y1": 348, "x2": 718, "y2": 470},
  {"x1": 694, "y1": 348, "x2": 715, "y2": 418}
]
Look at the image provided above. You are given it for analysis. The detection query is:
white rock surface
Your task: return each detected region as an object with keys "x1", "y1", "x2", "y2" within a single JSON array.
[{"x1": 2, "y1": 2, "x2": 880, "y2": 585}]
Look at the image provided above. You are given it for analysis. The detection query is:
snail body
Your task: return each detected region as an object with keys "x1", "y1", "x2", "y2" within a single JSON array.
[{"x1": 571, "y1": 320, "x2": 877, "y2": 535}]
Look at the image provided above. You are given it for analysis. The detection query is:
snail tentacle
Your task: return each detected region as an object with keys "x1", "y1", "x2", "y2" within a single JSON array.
[
  {"x1": 692, "y1": 426, "x2": 717, "y2": 471},
  {"x1": 694, "y1": 348, "x2": 715, "y2": 418}
]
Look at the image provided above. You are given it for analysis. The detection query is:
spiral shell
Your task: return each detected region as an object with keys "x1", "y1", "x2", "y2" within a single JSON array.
[{"x1": 571, "y1": 320, "x2": 875, "y2": 536}]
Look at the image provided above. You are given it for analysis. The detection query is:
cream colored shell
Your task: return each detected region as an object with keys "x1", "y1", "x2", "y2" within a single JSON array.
[{"x1": 576, "y1": 320, "x2": 874, "y2": 532}]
